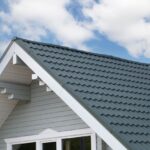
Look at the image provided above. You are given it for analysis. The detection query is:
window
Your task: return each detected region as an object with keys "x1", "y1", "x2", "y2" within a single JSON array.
[
  {"x1": 12, "y1": 142, "x2": 36, "y2": 150},
  {"x1": 43, "y1": 142, "x2": 56, "y2": 150},
  {"x1": 63, "y1": 136, "x2": 91, "y2": 150},
  {"x1": 5, "y1": 129, "x2": 96, "y2": 150}
]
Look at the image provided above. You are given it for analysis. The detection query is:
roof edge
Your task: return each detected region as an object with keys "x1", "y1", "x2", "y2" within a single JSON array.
[{"x1": 14, "y1": 37, "x2": 149, "y2": 66}]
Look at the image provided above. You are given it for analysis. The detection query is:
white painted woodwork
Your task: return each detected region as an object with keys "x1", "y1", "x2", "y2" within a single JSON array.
[
  {"x1": 39, "y1": 80, "x2": 45, "y2": 86},
  {"x1": 0, "y1": 82, "x2": 30, "y2": 101},
  {"x1": 57, "y1": 138, "x2": 62, "y2": 150},
  {"x1": 5, "y1": 128, "x2": 96, "y2": 150},
  {"x1": 46, "y1": 87, "x2": 52, "y2": 92},
  {"x1": 32, "y1": 74, "x2": 38, "y2": 80},
  {"x1": 32, "y1": 74, "x2": 52, "y2": 92},
  {"x1": 8, "y1": 93, "x2": 29, "y2": 101},
  {"x1": 12, "y1": 53, "x2": 25, "y2": 66},
  {"x1": 1, "y1": 88, "x2": 7, "y2": 94},
  {"x1": 6, "y1": 144, "x2": 12, "y2": 150},
  {"x1": 36, "y1": 141, "x2": 42, "y2": 150}
]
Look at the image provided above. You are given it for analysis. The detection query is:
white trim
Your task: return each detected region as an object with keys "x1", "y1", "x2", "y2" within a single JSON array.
[
  {"x1": 6, "y1": 143, "x2": 12, "y2": 150},
  {"x1": 0, "y1": 43, "x2": 15, "y2": 75},
  {"x1": 12, "y1": 53, "x2": 17, "y2": 65},
  {"x1": 39, "y1": 80, "x2": 45, "y2": 86},
  {"x1": 5, "y1": 128, "x2": 92, "y2": 144},
  {"x1": 5, "y1": 128, "x2": 95, "y2": 150},
  {"x1": 13, "y1": 53, "x2": 25, "y2": 65},
  {"x1": 32, "y1": 74, "x2": 38, "y2": 80},
  {"x1": 46, "y1": 86, "x2": 52, "y2": 92},
  {"x1": 36, "y1": 141, "x2": 42, "y2": 150},
  {"x1": 57, "y1": 138, "x2": 62, "y2": 150},
  {"x1": 3, "y1": 42, "x2": 127, "y2": 150},
  {"x1": 91, "y1": 133, "x2": 96, "y2": 150}
]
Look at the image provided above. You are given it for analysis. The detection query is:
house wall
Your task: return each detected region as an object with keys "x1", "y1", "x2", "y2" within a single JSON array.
[
  {"x1": 0, "y1": 61, "x2": 32, "y2": 85},
  {"x1": 0, "y1": 81, "x2": 112, "y2": 150},
  {"x1": 0, "y1": 95, "x2": 17, "y2": 128},
  {"x1": 0, "y1": 81, "x2": 88, "y2": 149}
]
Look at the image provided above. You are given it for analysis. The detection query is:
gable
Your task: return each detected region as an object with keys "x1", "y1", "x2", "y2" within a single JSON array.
[{"x1": 0, "y1": 37, "x2": 150, "y2": 150}]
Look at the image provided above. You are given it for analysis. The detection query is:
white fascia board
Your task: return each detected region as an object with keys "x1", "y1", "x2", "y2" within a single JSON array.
[
  {"x1": 0, "y1": 42, "x2": 15, "y2": 75},
  {"x1": 3, "y1": 42, "x2": 127, "y2": 150}
]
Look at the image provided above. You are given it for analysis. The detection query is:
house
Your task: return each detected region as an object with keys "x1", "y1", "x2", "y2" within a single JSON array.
[{"x1": 0, "y1": 37, "x2": 149, "y2": 150}]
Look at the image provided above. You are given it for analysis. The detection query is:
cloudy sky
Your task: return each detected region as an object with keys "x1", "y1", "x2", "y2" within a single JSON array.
[{"x1": 0, "y1": 0, "x2": 150, "y2": 63}]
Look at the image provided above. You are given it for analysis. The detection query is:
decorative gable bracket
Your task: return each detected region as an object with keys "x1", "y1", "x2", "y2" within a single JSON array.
[{"x1": 0, "y1": 82, "x2": 30, "y2": 101}]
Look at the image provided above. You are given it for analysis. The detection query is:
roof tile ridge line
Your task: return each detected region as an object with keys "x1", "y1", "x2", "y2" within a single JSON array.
[{"x1": 14, "y1": 37, "x2": 150, "y2": 66}]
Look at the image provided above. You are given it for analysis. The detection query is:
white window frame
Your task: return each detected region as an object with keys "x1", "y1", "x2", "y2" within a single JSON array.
[{"x1": 5, "y1": 128, "x2": 96, "y2": 150}]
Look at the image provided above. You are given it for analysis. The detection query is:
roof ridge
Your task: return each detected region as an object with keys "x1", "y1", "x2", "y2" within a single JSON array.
[{"x1": 14, "y1": 37, "x2": 150, "y2": 66}]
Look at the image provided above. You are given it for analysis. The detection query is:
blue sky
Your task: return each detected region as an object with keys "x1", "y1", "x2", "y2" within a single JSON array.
[{"x1": 0, "y1": 0, "x2": 150, "y2": 63}]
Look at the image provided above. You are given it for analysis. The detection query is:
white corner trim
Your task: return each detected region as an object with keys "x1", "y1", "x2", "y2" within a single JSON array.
[
  {"x1": 91, "y1": 133, "x2": 97, "y2": 150},
  {"x1": 56, "y1": 138, "x2": 62, "y2": 150},
  {"x1": 3, "y1": 42, "x2": 127, "y2": 150},
  {"x1": 6, "y1": 143, "x2": 12, "y2": 150}
]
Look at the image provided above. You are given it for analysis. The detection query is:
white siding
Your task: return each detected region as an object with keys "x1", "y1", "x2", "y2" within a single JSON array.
[
  {"x1": 0, "y1": 81, "x2": 88, "y2": 149},
  {"x1": 0, "y1": 61, "x2": 32, "y2": 85},
  {"x1": 0, "y1": 95, "x2": 17, "y2": 128}
]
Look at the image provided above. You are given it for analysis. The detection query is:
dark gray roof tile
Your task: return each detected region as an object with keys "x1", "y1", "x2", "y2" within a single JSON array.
[{"x1": 14, "y1": 37, "x2": 150, "y2": 150}]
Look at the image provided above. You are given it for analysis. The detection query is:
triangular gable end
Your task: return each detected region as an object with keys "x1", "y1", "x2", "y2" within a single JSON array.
[{"x1": 0, "y1": 39, "x2": 128, "y2": 150}]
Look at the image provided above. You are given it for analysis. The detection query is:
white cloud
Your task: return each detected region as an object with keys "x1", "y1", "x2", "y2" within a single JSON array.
[
  {"x1": 0, "y1": 0, "x2": 93, "y2": 49},
  {"x1": 1, "y1": 0, "x2": 150, "y2": 58},
  {"x1": 1, "y1": 25, "x2": 11, "y2": 34},
  {"x1": 82, "y1": 0, "x2": 150, "y2": 57}
]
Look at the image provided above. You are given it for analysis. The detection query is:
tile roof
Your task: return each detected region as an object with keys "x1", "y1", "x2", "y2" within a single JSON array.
[{"x1": 15, "y1": 37, "x2": 150, "y2": 150}]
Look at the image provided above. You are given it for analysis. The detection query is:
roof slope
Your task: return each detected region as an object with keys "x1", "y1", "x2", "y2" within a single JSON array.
[{"x1": 15, "y1": 38, "x2": 150, "y2": 150}]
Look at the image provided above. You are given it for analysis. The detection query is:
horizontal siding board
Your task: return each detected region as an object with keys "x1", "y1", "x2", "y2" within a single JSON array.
[
  {"x1": 10, "y1": 105, "x2": 71, "y2": 117},
  {"x1": 2, "y1": 117, "x2": 84, "y2": 130},
  {"x1": 0, "y1": 82, "x2": 88, "y2": 149},
  {"x1": 0, "y1": 123, "x2": 87, "y2": 136},
  {"x1": 7, "y1": 109, "x2": 75, "y2": 121},
  {"x1": 1, "y1": 61, "x2": 32, "y2": 84},
  {"x1": 6, "y1": 112, "x2": 81, "y2": 124}
]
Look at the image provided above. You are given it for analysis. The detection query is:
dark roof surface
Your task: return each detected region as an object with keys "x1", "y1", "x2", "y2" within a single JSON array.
[{"x1": 15, "y1": 38, "x2": 150, "y2": 150}]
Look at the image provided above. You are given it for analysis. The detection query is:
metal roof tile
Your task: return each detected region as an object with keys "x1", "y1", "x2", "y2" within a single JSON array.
[{"x1": 15, "y1": 37, "x2": 150, "y2": 150}]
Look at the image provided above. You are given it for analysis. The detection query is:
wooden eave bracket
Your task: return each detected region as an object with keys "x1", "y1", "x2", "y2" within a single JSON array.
[
  {"x1": 32, "y1": 73, "x2": 52, "y2": 92},
  {"x1": 0, "y1": 82, "x2": 30, "y2": 101}
]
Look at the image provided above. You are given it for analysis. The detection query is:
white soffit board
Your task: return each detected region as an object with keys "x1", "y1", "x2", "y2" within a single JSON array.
[{"x1": 0, "y1": 42, "x2": 128, "y2": 150}]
